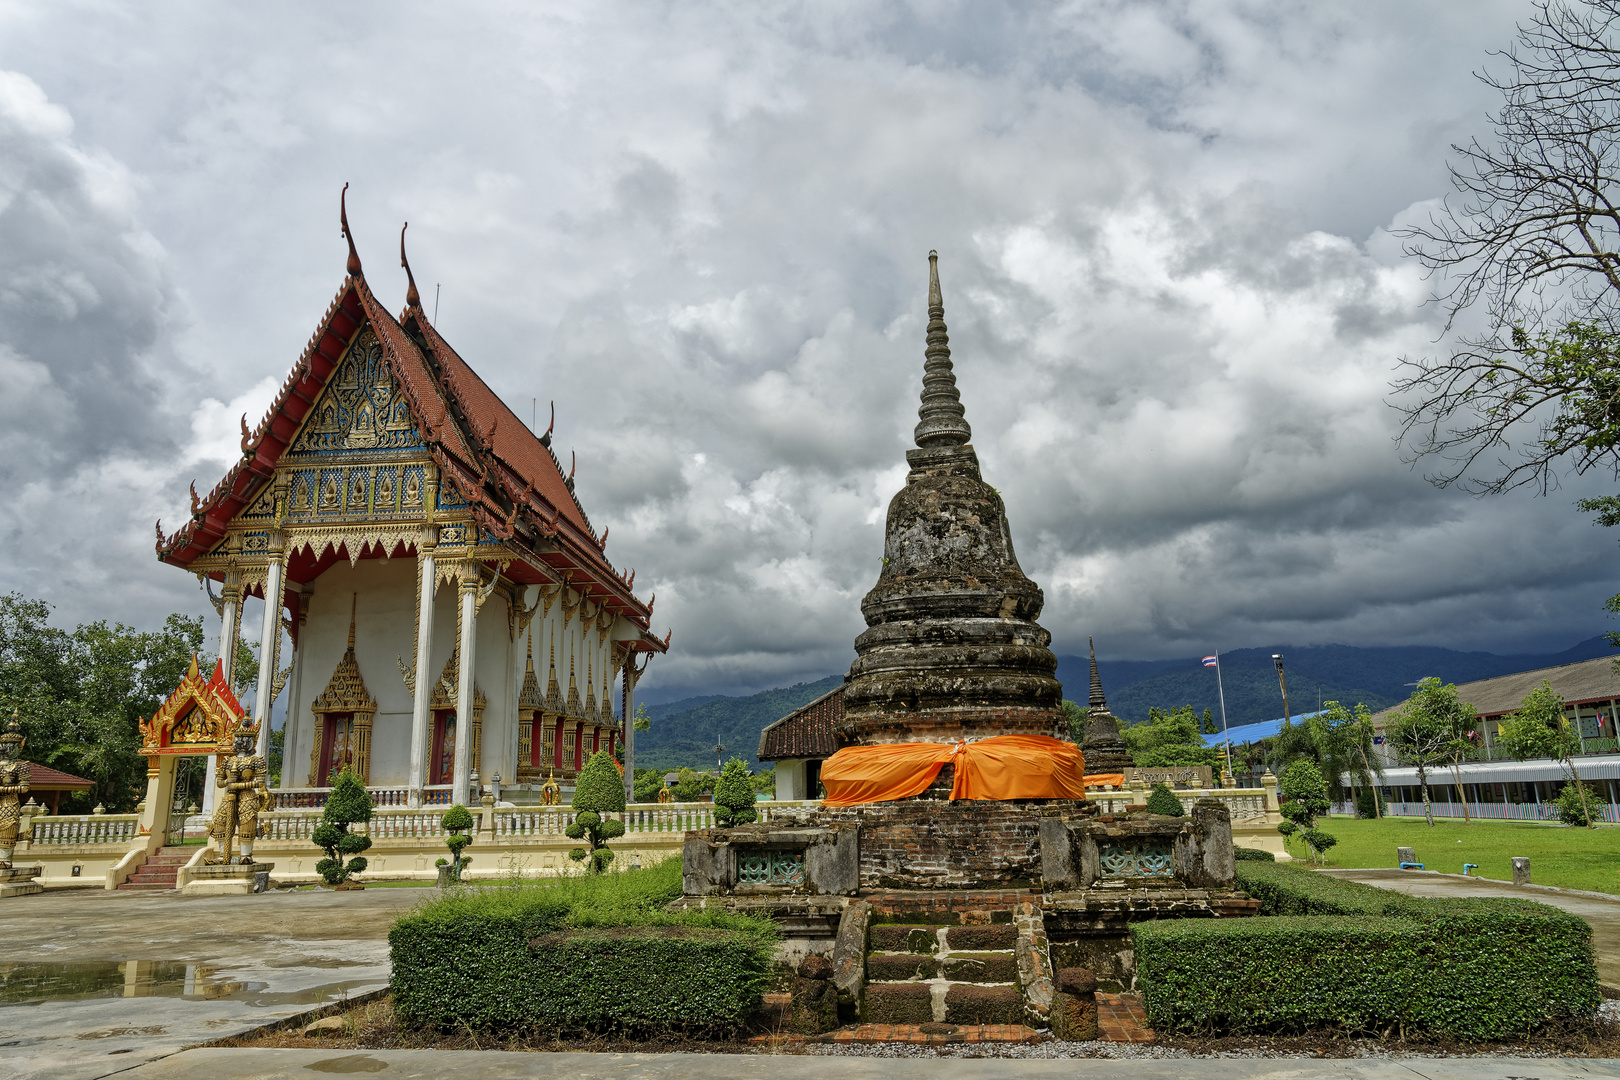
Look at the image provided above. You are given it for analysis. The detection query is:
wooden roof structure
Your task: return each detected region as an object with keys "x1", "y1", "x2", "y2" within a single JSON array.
[
  {"x1": 154, "y1": 192, "x2": 666, "y2": 657},
  {"x1": 758, "y1": 685, "x2": 843, "y2": 761},
  {"x1": 1371, "y1": 654, "x2": 1620, "y2": 724}
]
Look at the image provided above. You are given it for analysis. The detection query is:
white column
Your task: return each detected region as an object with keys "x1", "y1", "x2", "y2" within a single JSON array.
[
  {"x1": 253, "y1": 540, "x2": 285, "y2": 761},
  {"x1": 452, "y1": 572, "x2": 479, "y2": 808},
  {"x1": 205, "y1": 576, "x2": 243, "y2": 816},
  {"x1": 279, "y1": 592, "x2": 309, "y2": 791},
  {"x1": 407, "y1": 528, "x2": 438, "y2": 807},
  {"x1": 622, "y1": 660, "x2": 637, "y2": 805}
]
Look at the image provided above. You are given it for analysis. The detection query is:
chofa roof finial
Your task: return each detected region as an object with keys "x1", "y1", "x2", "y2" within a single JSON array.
[
  {"x1": 341, "y1": 183, "x2": 363, "y2": 279},
  {"x1": 913, "y1": 250, "x2": 971, "y2": 449},
  {"x1": 400, "y1": 222, "x2": 421, "y2": 309}
]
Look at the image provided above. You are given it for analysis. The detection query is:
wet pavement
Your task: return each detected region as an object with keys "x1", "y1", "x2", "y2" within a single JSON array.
[
  {"x1": 0, "y1": 885, "x2": 428, "y2": 1080},
  {"x1": 1326, "y1": 869, "x2": 1620, "y2": 991},
  {"x1": 112, "y1": 1048, "x2": 1620, "y2": 1079}
]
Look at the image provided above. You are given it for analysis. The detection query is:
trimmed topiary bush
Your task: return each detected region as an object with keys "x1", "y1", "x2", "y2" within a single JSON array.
[
  {"x1": 312, "y1": 766, "x2": 373, "y2": 887},
  {"x1": 1233, "y1": 847, "x2": 1275, "y2": 862},
  {"x1": 569, "y1": 749, "x2": 626, "y2": 872},
  {"x1": 712, "y1": 757, "x2": 758, "y2": 827},
  {"x1": 438, "y1": 804, "x2": 474, "y2": 882},
  {"x1": 1144, "y1": 783, "x2": 1184, "y2": 817},
  {"x1": 1140, "y1": 860, "x2": 1601, "y2": 1038},
  {"x1": 388, "y1": 857, "x2": 779, "y2": 1034}
]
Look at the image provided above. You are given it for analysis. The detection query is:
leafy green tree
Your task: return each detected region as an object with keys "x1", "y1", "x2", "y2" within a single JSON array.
[
  {"x1": 1496, "y1": 679, "x2": 1597, "y2": 827},
  {"x1": 712, "y1": 757, "x2": 759, "y2": 826},
  {"x1": 1123, "y1": 706, "x2": 1220, "y2": 768},
  {"x1": 1307, "y1": 700, "x2": 1384, "y2": 811},
  {"x1": 1388, "y1": 678, "x2": 1475, "y2": 827},
  {"x1": 671, "y1": 766, "x2": 710, "y2": 802},
  {"x1": 568, "y1": 749, "x2": 626, "y2": 873},
  {"x1": 632, "y1": 767, "x2": 664, "y2": 803},
  {"x1": 438, "y1": 804, "x2": 474, "y2": 881},
  {"x1": 312, "y1": 766, "x2": 372, "y2": 886},
  {"x1": 1143, "y1": 782, "x2": 1184, "y2": 816},
  {"x1": 1555, "y1": 779, "x2": 1602, "y2": 826},
  {"x1": 1278, "y1": 760, "x2": 1334, "y2": 862},
  {"x1": 1061, "y1": 699, "x2": 1086, "y2": 743}
]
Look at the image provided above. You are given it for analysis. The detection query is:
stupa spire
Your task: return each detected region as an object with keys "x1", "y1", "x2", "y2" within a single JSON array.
[
  {"x1": 913, "y1": 251, "x2": 972, "y2": 449},
  {"x1": 1088, "y1": 637, "x2": 1105, "y2": 709}
]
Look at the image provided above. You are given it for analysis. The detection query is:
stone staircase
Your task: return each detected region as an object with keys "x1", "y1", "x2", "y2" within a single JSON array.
[
  {"x1": 116, "y1": 847, "x2": 191, "y2": 891},
  {"x1": 861, "y1": 921, "x2": 1028, "y2": 1025}
]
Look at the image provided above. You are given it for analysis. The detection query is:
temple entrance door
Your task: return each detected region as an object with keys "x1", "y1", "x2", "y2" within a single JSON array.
[
  {"x1": 166, "y1": 756, "x2": 208, "y2": 845},
  {"x1": 430, "y1": 710, "x2": 457, "y2": 786},
  {"x1": 318, "y1": 713, "x2": 356, "y2": 786}
]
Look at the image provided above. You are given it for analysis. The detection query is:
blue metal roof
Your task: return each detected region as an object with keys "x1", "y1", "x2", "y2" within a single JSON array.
[{"x1": 1201, "y1": 712, "x2": 1321, "y2": 748}]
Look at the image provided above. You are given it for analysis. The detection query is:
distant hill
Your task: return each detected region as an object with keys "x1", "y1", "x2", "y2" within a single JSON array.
[
  {"x1": 634, "y1": 637, "x2": 1617, "y2": 770},
  {"x1": 631, "y1": 675, "x2": 844, "y2": 772},
  {"x1": 1062, "y1": 636, "x2": 1617, "y2": 729}
]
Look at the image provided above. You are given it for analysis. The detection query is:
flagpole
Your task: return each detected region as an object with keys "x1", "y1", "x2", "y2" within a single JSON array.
[{"x1": 1214, "y1": 652, "x2": 1234, "y2": 783}]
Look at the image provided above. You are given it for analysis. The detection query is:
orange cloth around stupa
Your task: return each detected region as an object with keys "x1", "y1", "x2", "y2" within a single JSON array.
[
  {"x1": 1082, "y1": 773, "x2": 1125, "y2": 788},
  {"x1": 819, "y1": 734, "x2": 1087, "y2": 806}
]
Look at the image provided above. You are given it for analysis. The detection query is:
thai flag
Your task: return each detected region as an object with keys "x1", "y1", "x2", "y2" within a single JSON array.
[{"x1": 1202, "y1": 655, "x2": 1219, "y2": 667}]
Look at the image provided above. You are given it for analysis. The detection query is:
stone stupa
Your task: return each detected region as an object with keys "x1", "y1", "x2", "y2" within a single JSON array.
[
  {"x1": 838, "y1": 251, "x2": 1065, "y2": 748},
  {"x1": 1079, "y1": 637, "x2": 1132, "y2": 777}
]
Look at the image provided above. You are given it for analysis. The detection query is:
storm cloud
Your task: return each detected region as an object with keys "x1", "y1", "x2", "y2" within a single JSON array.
[{"x1": 0, "y1": 1, "x2": 1612, "y2": 698}]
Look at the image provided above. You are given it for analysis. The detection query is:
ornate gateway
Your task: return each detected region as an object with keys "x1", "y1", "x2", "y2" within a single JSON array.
[{"x1": 139, "y1": 656, "x2": 248, "y2": 758}]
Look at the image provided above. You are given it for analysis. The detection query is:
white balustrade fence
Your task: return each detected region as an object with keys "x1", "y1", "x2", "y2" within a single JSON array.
[
  {"x1": 28, "y1": 814, "x2": 139, "y2": 845},
  {"x1": 273, "y1": 785, "x2": 453, "y2": 810}
]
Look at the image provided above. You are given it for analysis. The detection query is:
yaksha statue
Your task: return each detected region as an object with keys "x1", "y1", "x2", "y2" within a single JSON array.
[
  {"x1": 208, "y1": 719, "x2": 267, "y2": 864},
  {"x1": 0, "y1": 713, "x2": 31, "y2": 869}
]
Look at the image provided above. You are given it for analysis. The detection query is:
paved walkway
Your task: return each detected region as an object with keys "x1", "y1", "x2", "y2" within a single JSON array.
[
  {"x1": 114, "y1": 1048, "x2": 1620, "y2": 1079},
  {"x1": 1097, "y1": 992, "x2": 1154, "y2": 1042},
  {"x1": 1326, "y1": 869, "x2": 1620, "y2": 991},
  {"x1": 0, "y1": 885, "x2": 428, "y2": 1080}
]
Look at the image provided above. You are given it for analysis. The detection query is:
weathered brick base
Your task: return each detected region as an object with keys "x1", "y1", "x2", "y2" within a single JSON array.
[{"x1": 813, "y1": 800, "x2": 1085, "y2": 889}]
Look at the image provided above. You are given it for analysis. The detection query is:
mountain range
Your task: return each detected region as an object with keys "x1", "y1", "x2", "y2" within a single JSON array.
[{"x1": 631, "y1": 637, "x2": 1616, "y2": 771}]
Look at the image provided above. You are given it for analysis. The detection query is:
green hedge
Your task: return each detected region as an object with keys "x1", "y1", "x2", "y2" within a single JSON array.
[
  {"x1": 389, "y1": 858, "x2": 779, "y2": 1034},
  {"x1": 1136, "y1": 862, "x2": 1599, "y2": 1038}
]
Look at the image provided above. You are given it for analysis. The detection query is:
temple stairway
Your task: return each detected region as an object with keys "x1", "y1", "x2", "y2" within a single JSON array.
[
  {"x1": 860, "y1": 922, "x2": 1028, "y2": 1025},
  {"x1": 116, "y1": 847, "x2": 191, "y2": 890}
]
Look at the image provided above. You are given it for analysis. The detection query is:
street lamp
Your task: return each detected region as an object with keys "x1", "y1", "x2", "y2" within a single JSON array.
[{"x1": 1272, "y1": 654, "x2": 1291, "y2": 725}]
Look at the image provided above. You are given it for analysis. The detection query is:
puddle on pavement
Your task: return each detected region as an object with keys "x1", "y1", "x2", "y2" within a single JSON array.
[{"x1": 0, "y1": 961, "x2": 376, "y2": 1007}]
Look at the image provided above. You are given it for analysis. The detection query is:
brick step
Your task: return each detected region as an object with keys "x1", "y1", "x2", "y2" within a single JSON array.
[
  {"x1": 752, "y1": 1023, "x2": 1041, "y2": 1047},
  {"x1": 128, "y1": 871, "x2": 180, "y2": 882},
  {"x1": 861, "y1": 982, "x2": 1026, "y2": 1026},
  {"x1": 867, "y1": 923, "x2": 1016, "y2": 954},
  {"x1": 866, "y1": 950, "x2": 1018, "y2": 983},
  {"x1": 143, "y1": 856, "x2": 190, "y2": 866},
  {"x1": 116, "y1": 881, "x2": 174, "y2": 891}
]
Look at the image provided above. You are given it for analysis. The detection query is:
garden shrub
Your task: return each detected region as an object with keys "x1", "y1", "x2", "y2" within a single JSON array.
[
  {"x1": 1355, "y1": 788, "x2": 1386, "y2": 819},
  {"x1": 1555, "y1": 780, "x2": 1601, "y2": 826},
  {"x1": 1140, "y1": 861, "x2": 1600, "y2": 1038},
  {"x1": 569, "y1": 750, "x2": 627, "y2": 872},
  {"x1": 438, "y1": 804, "x2": 474, "y2": 881},
  {"x1": 389, "y1": 856, "x2": 779, "y2": 1034},
  {"x1": 1144, "y1": 783, "x2": 1184, "y2": 816},
  {"x1": 712, "y1": 757, "x2": 758, "y2": 826},
  {"x1": 1233, "y1": 848, "x2": 1275, "y2": 862},
  {"x1": 312, "y1": 766, "x2": 372, "y2": 886}
]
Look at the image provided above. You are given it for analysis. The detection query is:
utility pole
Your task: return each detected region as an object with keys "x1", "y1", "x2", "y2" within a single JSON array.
[
  {"x1": 714, "y1": 734, "x2": 726, "y2": 776},
  {"x1": 1272, "y1": 653, "x2": 1291, "y2": 725}
]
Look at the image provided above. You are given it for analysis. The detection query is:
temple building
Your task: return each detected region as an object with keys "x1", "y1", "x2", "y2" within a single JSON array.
[{"x1": 154, "y1": 194, "x2": 666, "y2": 809}]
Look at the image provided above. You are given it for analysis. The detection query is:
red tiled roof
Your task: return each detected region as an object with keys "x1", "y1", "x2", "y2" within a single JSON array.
[
  {"x1": 154, "y1": 261, "x2": 662, "y2": 648},
  {"x1": 24, "y1": 762, "x2": 94, "y2": 789},
  {"x1": 758, "y1": 686, "x2": 844, "y2": 761}
]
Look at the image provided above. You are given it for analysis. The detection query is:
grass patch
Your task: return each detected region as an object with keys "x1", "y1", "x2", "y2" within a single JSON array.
[{"x1": 1295, "y1": 815, "x2": 1620, "y2": 895}]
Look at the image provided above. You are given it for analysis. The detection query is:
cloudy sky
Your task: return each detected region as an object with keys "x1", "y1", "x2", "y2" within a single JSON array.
[{"x1": 1, "y1": 0, "x2": 1614, "y2": 700}]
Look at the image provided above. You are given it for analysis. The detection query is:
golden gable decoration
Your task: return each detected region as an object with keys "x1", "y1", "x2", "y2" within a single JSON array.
[
  {"x1": 307, "y1": 597, "x2": 378, "y2": 785},
  {"x1": 139, "y1": 656, "x2": 247, "y2": 757},
  {"x1": 431, "y1": 646, "x2": 486, "y2": 777}
]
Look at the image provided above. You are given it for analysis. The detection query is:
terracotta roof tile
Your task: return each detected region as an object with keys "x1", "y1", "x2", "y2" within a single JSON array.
[
  {"x1": 23, "y1": 762, "x2": 95, "y2": 789},
  {"x1": 758, "y1": 686, "x2": 843, "y2": 761}
]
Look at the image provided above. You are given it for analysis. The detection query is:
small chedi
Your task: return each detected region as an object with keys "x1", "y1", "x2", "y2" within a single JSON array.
[
  {"x1": 0, "y1": 714, "x2": 43, "y2": 898},
  {"x1": 680, "y1": 253, "x2": 1255, "y2": 1032}
]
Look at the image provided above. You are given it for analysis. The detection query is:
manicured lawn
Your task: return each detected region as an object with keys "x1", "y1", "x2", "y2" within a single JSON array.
[{"x1": 1287, "y1": 815, "x2": 1620, "y2": 895}]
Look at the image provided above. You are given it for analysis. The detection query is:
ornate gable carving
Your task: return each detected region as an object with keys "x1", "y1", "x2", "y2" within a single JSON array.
[
  {"x1": 311, "y1": 601, "x2": 377, "y2": 717},
  {"x1": 430, "y1": 648, "x2": 487, "y2": 712},
  {"x1": 139, "y1": 656, "x2": 247, "y2": 756},
  {"x1": 288, "y1": 328, "x2": 421, "y2": 454}
]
